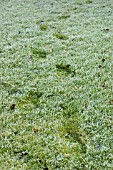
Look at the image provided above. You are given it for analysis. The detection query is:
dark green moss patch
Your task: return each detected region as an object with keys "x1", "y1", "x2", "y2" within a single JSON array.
[
  {"x1": 40, "y1": 24, "x2": 48, "y2": 31},
  {"x1": 0, "y1": 49, "x2": 3, "y2": 53},
  {"x1": 86, "y1": 0, "x2": 92, "y2": 4},
  {"x1": 53, "y1": 33, "x2": 68, "y2": 40},
  {"x1": 59, "y1": 15, "x2": 70, "y2": 19},
  {"x1": 31, "y1": 48, "x2": 47, "y2": 58},
  {"x1": 27, "y1": 89, "x2": 43, "y2": 104},
  {"x1": 59, "y1": 116, "x2": 87, "y2": 154},
  {"x1": 56, "y1": 63, "x2": 71, "y2": 74}
]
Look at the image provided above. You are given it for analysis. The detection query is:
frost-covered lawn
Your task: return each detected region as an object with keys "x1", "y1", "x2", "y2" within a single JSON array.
[{"x1": 0, "y1": 0, "x2": 113, "y2": 169}]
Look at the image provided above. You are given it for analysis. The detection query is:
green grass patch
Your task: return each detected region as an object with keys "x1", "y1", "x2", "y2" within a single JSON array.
[{"x1": 0, "y1": 0, "x2": 113, "y2": 169}]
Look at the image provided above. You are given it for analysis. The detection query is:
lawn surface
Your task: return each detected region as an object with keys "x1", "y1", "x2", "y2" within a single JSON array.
[{"x1": 0, "y1": 0, "x2": 113, "y2": 169}]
